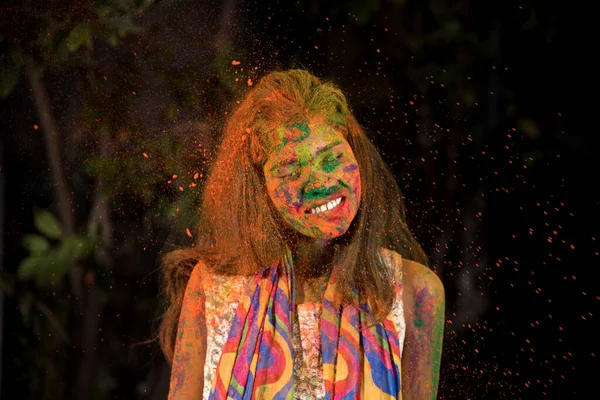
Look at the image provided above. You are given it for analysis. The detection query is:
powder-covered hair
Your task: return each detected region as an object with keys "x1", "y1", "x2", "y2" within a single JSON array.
[{"x1": 158, "y1": 69, "x2": 429, "y2": 363}]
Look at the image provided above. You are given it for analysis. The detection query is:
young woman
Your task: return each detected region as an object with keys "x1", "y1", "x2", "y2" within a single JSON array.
[{"x1": 158, "y1": 69, "x2": 445, "y2": 399}]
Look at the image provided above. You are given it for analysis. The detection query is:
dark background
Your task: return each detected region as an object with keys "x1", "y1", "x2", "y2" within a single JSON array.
[{"x1": 0, "y1": 0, "x2": 597, "y2": 399}]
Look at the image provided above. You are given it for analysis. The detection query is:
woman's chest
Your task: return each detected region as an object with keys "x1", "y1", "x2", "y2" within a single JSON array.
[
  {"x1": 201, "y1": 270, "x2": 406, "y2": 399},
  {"x1": 202, "y1": 275, "x2": 327, "y2": 399},
  {"x1": 292, "y1": 303, "x2": 325, "y2": 398}
]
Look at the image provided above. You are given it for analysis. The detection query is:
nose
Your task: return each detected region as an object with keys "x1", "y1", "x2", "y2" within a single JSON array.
[{"x1": 303, "y1": 168, "x2": 335, "y2": 195}]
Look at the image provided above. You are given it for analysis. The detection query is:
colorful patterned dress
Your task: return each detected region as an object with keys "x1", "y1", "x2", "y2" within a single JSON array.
[{"x1": 200, "y1": 248, "x2": 405, "y2": 399}]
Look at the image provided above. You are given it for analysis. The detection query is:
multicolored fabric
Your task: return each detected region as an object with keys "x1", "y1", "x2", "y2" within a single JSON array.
[{"x1": 209, "y1": 249, "x2": 402, "y2": 399}]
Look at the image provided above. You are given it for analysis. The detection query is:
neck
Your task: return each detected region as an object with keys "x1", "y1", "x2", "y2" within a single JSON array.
[{"x1": 289, "y1": 235, "x2": 335, "y2": 280}]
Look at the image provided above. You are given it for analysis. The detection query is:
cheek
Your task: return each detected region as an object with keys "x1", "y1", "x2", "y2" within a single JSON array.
[
  {"x1": 342, "y1": 163, "x2": 358, "y2": 174},
  {"x1": 342, "y1": 163, "x2": 361, "y2": 197},
  {"x1": 273, "y1": 185, "x2": 292, "y2": 204},
  {"x1": 271, "y1": 182, "x2": 303, "y2": 212}
]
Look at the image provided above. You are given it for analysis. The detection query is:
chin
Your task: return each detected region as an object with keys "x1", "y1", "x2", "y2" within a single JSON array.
[{"x1": 294, "y1": 224, "x2": 351, "y2": 241}]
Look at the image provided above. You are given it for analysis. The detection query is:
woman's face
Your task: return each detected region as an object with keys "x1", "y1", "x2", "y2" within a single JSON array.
[{"x1": 263, "y1": 116, "x2": 362, "y2": 240}]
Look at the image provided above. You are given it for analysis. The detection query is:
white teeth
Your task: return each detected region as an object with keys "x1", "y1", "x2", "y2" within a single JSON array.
[{"x1": 309, "y1": 197, "x2": 343, "y2": 214}]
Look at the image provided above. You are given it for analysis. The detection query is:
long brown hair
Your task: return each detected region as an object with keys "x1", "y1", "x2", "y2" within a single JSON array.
[{"x1": 158, "y1": 69, "x2": 429, "y2": 363}]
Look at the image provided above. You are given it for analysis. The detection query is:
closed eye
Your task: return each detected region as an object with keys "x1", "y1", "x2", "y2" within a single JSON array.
[{"x1": 277, "y1": 169, "x2": 300, "y2": 179}]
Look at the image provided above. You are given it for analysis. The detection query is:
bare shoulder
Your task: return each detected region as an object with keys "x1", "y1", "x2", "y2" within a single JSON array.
[
  {"x1": 377, "y1": 248, "x2": 444, "y2": 295},
  {"x1": 169, "y1": 259, "x2": 209, "y2": 399},
  {"x1": 192, "y1": 259, "x2": 252, "y2": 304},
  {"x1": 188, "y1": 258, "x2": 236, "y2": 285},
  {"x1": 402, "y1": 259, "x2": 444, "y2": 297},
  {"x1": 399, "y1": 259, "x2": 445, "y2": 399},
  {"x1": 185, "y1": 258, "x2": 211, "y2": 294},
  {"x1": 190, "y1": 258, "x2": 206, "y2": 280}
]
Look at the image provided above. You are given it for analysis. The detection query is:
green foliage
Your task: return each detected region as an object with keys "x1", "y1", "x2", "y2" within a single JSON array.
[
  {"x1": 18, "y1": 210, "x2": 100, "y2": 289},
  {"x1": 33, "y1": 209, "x2": 63, "y2": 239},
  {"x1": 22, "y1": 234, "x2": 51, "y2": 254},
  {"x1": 0, "y1": 0, "x2": 155, "y2": 96},
  {"x1": 83, "y1": 125, "x2": 206, "y2": 219},
  {"x1": 66, "y1": 23, "x2": 93, "y2": 52}
]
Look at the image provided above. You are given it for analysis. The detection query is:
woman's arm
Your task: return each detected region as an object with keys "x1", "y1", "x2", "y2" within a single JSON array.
[
  {"x1": 168, "y1": 262, "x2": 207, "y2": 400},
  {"x1": 401, "y1": 259, "x2": 445, "y2": 400}
]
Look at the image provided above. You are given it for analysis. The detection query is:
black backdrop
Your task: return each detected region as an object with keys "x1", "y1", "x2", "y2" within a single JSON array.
[{"x1": 1, "y1": 0, "x2": 596, "y2": 398}]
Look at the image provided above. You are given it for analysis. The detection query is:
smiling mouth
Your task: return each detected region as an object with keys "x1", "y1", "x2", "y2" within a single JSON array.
[{"x1": 305, "y1": 196, "x2": 345, "y2": 214}]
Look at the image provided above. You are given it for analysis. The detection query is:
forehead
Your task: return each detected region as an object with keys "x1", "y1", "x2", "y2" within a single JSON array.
[{"x1": 268, "y1": 117, "x2": 345, "y2": 157}]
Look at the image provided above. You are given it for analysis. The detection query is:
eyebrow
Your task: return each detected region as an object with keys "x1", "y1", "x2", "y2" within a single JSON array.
[{"x1": 269, "y1": 139, "x2": 343, "y2": 172}]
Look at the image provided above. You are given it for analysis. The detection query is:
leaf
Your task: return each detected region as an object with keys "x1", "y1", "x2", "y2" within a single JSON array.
[
  {"x1": 63, "y1": 235, "x2": 94, "y2": 259},
  {"x1": 22, "y1": 234, "x2": 51, "y2": 255},
  {"x1": 87, "y1": 220, "x2": 100, "y2": 243},
  {"x1": 52, "y1": 244, "x2": 73, "y2": 279},
  {"x1": 34, "y1": 210, "x2": 63, "y2": 239},
  {"x1": 17, "y1": 256, "x2": 47, "y2": 280},
  {"x1": 95, "y1": 4, "x2": 111, "y2": 18},
  {"x1": 113, "y1": 15, "x2": 142, "y2": 37},
  {"x1": 67, "y1": 23, "x2": 91, "y2": 52},
  {"x1": 106, "y1": 34, "x2": 119, "y2": 47},
  {"x1": 34, "y1": 264, "x2": 54, "y2": 288},
  {"x1": 33, "y1": 247, "x2": 70, "y2": 288},
  {"x1": 0, "y1": 68, "x2": 19, "y2": 98}
]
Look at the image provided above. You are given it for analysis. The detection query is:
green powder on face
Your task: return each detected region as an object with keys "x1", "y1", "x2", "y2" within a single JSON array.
[
  {"x1": 274, "y1": 125, "x2": 289, "y2": 149},
  {"x1": 290, "y1": 121, "x2": 311, "y2": 142},
  {"x1": 338, "y1": 180, "x2": 351, "y2": 190},
  {"x1": 303, "y1": 184, "x2": 341, "y2": 202},
  {"x1": 322, "y1": 156, "x2": 340, "y2": 173},
  {"x1": 295, "y1": 146, "x2": 312, "y2": 168}
]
